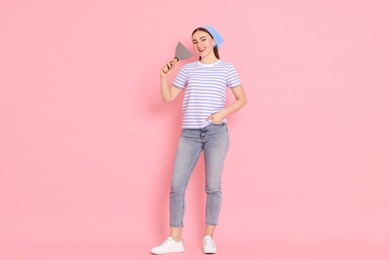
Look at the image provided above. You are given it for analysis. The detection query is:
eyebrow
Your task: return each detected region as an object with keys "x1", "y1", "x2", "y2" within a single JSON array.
[{"x1": 192, "y1": 36, "x2": 207, "y2": 42}]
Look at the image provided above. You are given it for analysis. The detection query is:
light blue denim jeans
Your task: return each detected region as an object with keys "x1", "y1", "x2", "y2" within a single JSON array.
[{"x1": 170, "y1": 123, "x2": 229, "y2": 228}]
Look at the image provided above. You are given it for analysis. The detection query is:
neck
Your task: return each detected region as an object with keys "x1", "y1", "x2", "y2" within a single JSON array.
[{"x1": 199, "y1": 54, "x2": 219, "y2": 64}]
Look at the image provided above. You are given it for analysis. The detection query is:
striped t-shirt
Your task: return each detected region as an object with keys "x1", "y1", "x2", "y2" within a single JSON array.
[{"x1": 173, "y1": 60, "x2": 241, "y2": 129}]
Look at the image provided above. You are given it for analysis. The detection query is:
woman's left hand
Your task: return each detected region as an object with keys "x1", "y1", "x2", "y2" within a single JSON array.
[{"x1": 207, "y1": 112, "x2": 225, "y2": 125}]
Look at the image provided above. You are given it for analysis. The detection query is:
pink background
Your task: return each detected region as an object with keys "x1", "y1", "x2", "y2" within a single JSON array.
[{"x1": 1, "y1": 0, "x2": 390, "y2": 259}]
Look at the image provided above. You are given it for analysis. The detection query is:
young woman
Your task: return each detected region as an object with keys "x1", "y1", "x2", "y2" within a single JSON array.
[{"x1": 151, "y1": 26, "x2": 247, "y2": 255}]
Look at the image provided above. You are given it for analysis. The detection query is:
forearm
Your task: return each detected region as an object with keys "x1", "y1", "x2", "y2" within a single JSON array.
[
  {"x1": 160, "y1": 77, "x2": 171, "y2": 103},
  {"x1": 220, "y1": 97, "x2": 247, "y2": 119}
]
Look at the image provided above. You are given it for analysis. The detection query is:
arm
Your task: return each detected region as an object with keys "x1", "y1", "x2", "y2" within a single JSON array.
[
  {"x1": 207, "y1": 85, "x2": 248, "y2": 124},
  {"x1": 160, "y1": 60, "x2": 182, "y2": 103},
  {"x1": 160, "y1": 77, "x2": 182, "y2": 103}
]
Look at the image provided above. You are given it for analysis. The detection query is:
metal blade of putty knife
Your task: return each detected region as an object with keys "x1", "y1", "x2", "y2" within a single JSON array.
[
  {"x1": 166, "y1": 42, "x2": 193, "y2": 72},
  {"x1": 174, "y1": 41, "x2": 193, "y2": 61}
]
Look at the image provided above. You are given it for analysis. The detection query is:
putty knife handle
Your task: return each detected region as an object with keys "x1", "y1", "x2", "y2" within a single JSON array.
[{"x1": 168, "y1": 58, "x2": 178, "y2": 71}]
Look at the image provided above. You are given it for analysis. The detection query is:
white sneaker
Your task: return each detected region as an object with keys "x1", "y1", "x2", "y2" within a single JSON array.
[
  {"x1": 151, "y1": 237, "x2": 184, "y2": 255},
  {"x1": 203, "y1": 236, "x2": 217, "y2": 254}
]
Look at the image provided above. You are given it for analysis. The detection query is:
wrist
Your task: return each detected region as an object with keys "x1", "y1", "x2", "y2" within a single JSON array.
[{"x1": 219, "y1": 110, "x2": 228, "y2": 118}]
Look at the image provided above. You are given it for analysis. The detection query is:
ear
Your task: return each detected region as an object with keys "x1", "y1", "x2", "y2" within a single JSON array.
[{"x1": 212, "y1": 38, "x2": 216, "y2": 47}]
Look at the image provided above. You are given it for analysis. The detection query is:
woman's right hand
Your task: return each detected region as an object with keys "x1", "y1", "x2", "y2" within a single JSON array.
[{"x1": 160, "y1": 59, "x2": 176, "y2": 79}]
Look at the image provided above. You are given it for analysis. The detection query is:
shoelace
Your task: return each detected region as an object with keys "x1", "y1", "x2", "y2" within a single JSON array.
[
  {"x1": 158, "y1": 238, "x2": 172, "y2": 248},
  {"x1": 204, "y1": 237, "x2": 215, "y2": 248}
]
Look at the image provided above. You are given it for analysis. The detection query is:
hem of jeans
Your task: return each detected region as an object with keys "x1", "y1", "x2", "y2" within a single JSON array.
[
  {"x1": 170, "y1": 224, "x2": 184, "y2": 228},
  {"x1": 205, "y1": 223, "x2": 218, "y2": 226}
]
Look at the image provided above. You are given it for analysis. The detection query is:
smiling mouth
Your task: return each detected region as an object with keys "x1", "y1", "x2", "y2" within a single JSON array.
[{"x1": 198, "y1": 48, "x2": 205, "y2": 53}]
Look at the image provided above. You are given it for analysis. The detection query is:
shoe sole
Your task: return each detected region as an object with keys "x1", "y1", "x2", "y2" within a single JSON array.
[{"x1": 151, "y1": 249, "x2": 184, "y2": 255}]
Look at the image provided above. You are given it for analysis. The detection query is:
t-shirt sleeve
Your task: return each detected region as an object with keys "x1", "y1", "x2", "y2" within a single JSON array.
[
  {"x1": 227, "y1": 64, "x2": 241, "y2": 88},
  {"x1": 172, "y1": 65, "x2": 187, "y2": 89}
]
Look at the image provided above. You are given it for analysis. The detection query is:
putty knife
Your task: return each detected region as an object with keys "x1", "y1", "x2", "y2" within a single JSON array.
[{"x1": 168, "y1": 42, "x2": 193, "y2": 70}]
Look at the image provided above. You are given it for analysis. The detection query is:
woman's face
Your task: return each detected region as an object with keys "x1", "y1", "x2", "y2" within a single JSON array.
[{"x1": 192, "y1": 30, "x2": 215, "y2": 59}]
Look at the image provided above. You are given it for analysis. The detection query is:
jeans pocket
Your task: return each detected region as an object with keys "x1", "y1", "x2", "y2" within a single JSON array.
[{"x1": 211, "y1": 122, "x2": 225, "y2": 127}]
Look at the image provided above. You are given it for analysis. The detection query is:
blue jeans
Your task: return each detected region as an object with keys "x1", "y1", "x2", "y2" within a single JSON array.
[{"x1": 170, "y1": 123, "x2": 229, "y2": 228}]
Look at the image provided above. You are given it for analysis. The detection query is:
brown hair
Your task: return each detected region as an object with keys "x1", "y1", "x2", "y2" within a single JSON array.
[{"x1": 192, "y1": 27, "x2": 220, "y2": 60}]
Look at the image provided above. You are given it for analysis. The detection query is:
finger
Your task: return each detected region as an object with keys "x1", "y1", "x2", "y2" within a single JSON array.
[
  {"x1": 208, "y1": 112, "x2": 216, "y2": 120},
  {"x1": 163, "y1": 62, "x2": 170, "y2": 70}
]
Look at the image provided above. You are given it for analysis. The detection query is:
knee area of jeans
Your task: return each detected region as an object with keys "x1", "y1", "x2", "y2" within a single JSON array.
[
  {"x1": 205, "y1": 186, "x2": 222, "y2": 194},
  {"x1": 170, "y1": 185, "x2": 186, "y2": 194}
]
